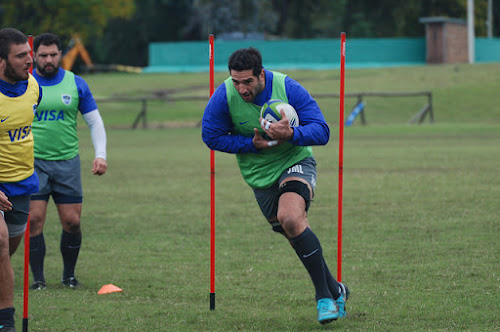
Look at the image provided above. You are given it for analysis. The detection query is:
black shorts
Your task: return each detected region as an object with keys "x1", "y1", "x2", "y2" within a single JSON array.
[
  {"x1": 4, "y1": 195, "x2": 30, "y2": 237},
  {"x1": 252, "y1": 156, "x2": 317, "y2": 221},
  {"x1": 31, "y1": 155, "x2": 83, "y2": 204}
]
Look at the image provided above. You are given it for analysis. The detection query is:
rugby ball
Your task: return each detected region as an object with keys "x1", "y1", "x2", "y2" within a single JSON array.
[{"x1": 260, "y1": 99, "x2": 299, "y2": 127}]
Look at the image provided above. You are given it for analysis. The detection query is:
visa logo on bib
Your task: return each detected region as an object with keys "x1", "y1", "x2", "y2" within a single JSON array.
[
  {"x1": 35, "y1": 110, "x2": 65, "y2": 122},
  {"x1": 8, "y1": 125, "x2": 32, "y2": 142}
]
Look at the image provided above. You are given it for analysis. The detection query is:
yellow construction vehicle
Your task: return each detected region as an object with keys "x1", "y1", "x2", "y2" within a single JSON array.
[
  {"x1": 61, "y1": 35, "x2": 94, "y2": 71},
  {"x1": 61, "y1": 34, "x2": 142, "y2": 73}
]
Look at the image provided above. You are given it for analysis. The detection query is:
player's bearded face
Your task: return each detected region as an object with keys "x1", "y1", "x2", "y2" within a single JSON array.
[
  {"x1": 231, "y1": 69, "x2": 265, "y2": 103},
  {"x1": 35, "y1": 44, "x2": 61, "y2": 77},
  {"x1": 36, "y1": 59, "x2": 60, "y2": 76},
  {"x1": 4, "y1": 59, "x2": 29, "y2": 81},
  {"x1": 2, "y1": 42, "x2": 31, "y2": 82}
]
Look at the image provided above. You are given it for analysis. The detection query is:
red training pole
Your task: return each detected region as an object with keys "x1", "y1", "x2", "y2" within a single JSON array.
[
  {"x1": 23, "y1": 215, "x2": 30, "y2": 332},
  {"x1": 209, "y1": 34, "x2": 216, "y2": 311},
  {"x1": 28, "y1": 35, "x2": 33, "y2": 74},
  {"x1": 23, "y1": 34, "x2": 34, "y2": 332},
  {"x1": 337, "y1": 32, "x2": 346, "y2": 283}
]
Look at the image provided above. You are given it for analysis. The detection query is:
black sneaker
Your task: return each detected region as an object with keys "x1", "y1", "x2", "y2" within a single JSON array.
[
  {"x1": 31, "y1": 281, "x2": 47, "y2": 290},
  {"x1": 61, "y1": 277, "x2": 80, "y2": 288},
  {"x1": 0, "y1": 325, "x2": 16, "y2": 331}
]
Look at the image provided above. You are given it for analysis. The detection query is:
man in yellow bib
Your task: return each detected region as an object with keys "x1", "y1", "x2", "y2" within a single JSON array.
[{"x1": 0, "y1": 27, "x2": 42, "y2": 332}]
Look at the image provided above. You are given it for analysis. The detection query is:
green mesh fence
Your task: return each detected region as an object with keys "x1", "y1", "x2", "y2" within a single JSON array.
[
  {"x1": 476, "y1": 38, "x2": 500, "y2": 63},
  {"x1": 144, "y1": 38, "x2": 426, "y2": 73},
  {"x1": 143, "y1": 37, "x2": 500, "y2": 73}
]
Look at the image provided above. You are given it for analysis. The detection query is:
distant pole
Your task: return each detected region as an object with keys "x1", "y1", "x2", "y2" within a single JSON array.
[
  {"x1": 209, "y1": 34, "x2": 216, "y2": 311},
  {"x1": 487, "y1": 0, "x2": 493, "y2": 38},
  {"x1": 337, "y1": 32, "x2": 346, "y2": 282},
  {"x1": 468, "y1": 0, "x2": 475, "y2": 63}
]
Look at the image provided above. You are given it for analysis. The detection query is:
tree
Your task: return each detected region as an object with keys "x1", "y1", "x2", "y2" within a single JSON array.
[
  {"x1": 194, "y1": 0, "x2": 274, "y2": 37},
  {"x1": 90, "y1": 0, "x2": 201, "y2": 66},
  {"x1": 269, "y1": 0, "x2": 345, "y2": 38},
  {"x1": 0, "y1": 0, "x2": 135, "y2": 42},
  {"x1": 342, "y1": 0, "x2": 493, "y2": 37},
  {"x1": 4, "y1": 0, "x2": 495, "y2": 68}
]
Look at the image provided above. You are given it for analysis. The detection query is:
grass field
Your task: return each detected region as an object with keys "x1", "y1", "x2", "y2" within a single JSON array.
[{"x1": 10, "y1": 63, "x2": 500, "y2": 331}]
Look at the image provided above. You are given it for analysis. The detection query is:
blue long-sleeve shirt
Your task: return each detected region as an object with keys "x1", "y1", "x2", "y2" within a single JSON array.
[{"x1": 202, "y1": 69, "x2": 330, "y2": 154}]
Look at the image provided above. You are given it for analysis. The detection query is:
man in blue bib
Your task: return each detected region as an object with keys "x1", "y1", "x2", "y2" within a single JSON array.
[
  {"x1": 29, "y1": 33, "x2": 107, "y2": 291},
  {"x1": 202, "y1": 47, "x2": 349, "y2": 324}
]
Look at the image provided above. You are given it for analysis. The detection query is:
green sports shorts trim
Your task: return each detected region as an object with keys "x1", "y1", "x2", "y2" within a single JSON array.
[
  {"x1": 252, "y1": 156, "x2": 317, "y2": 221},
  {"x1": 31, "y1": 155, "x2": 83, "y2": 204}
]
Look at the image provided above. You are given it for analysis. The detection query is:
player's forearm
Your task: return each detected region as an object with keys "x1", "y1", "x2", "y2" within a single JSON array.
[
  {"x1": 83, "y1": 110, "x2": 107, "y2": 159},
  {"x1": 290, "y1": 122, "x2": 330, "y2": 146},
  {"x1": 202, "y1": 130, "x2": 258, "y2": 154}
]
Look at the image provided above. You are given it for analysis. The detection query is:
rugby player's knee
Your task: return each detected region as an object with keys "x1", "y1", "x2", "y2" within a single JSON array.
[
  {"x1": 29, "y1": 214, "x2": 45, "y2": 234},
  {"x1": 62, "y1": 218, "x2": 81, "y2": 233},
  {"x1": 277, "y1": 213, "x2": 303, "y2": 236},
  {"x1": 278, "y1": 180, "x2": 312, "y2": 211}
]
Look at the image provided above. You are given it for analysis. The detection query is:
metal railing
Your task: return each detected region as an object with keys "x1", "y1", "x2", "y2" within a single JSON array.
[
  {"x1": 95, "y1": 95, "x2": 207, "y2": 129},
  {"x1": 313, "y1": 91, "x2": 434, "y2": 125}
]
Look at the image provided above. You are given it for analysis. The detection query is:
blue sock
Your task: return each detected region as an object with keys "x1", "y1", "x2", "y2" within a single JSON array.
[
  {"x1": 60, "y1": 231, "x2": 82, "y2": 280},
  {"x1": 0, "y1": 307, "x2": 15, "y2": 328},
  {"x1": 291, "y1": 228, "x2": 332, "y2": 301},
  {"x1": 29, "y1": 233, "x2": 46, "y2": 282}
]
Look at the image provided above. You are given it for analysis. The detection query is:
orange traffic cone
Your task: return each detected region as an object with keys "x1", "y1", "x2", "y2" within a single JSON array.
[{"x1": 98, "y1": 284, "x2": 123, "y2": 295}]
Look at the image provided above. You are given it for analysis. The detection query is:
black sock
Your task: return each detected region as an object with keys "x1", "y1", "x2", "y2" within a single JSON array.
[
  {"x1": 323, "y1": 258, "x2": 341, "y2": 300},
  {"x1": 294, "y1": 242, "x2": 341, "y2": 300},
  {"x1": 0, "y1": 307, "x2": 15, "y2": 327},
  {"x1": 29, "y1": 233, "x2": 46, "y2": 283},
  {"x1": 60, "y1": 231, "x2": 82, "y2": 280},
  {"x1": 290, "y1": 228, "x2": 332, "y2": 301}
]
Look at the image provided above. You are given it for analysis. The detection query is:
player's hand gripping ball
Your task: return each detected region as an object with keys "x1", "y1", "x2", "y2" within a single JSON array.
[{"x1": 260, "y1": 99, "x2": 299, "y2": 127}]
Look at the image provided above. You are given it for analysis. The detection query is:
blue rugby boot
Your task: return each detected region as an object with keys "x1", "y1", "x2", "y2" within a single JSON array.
[
  {"x1": 336, "y1": 282, "x2": 350, "y2": 318},
  {"x1": 316, "y1": 298, "x2": 339, "y2": 324}
]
